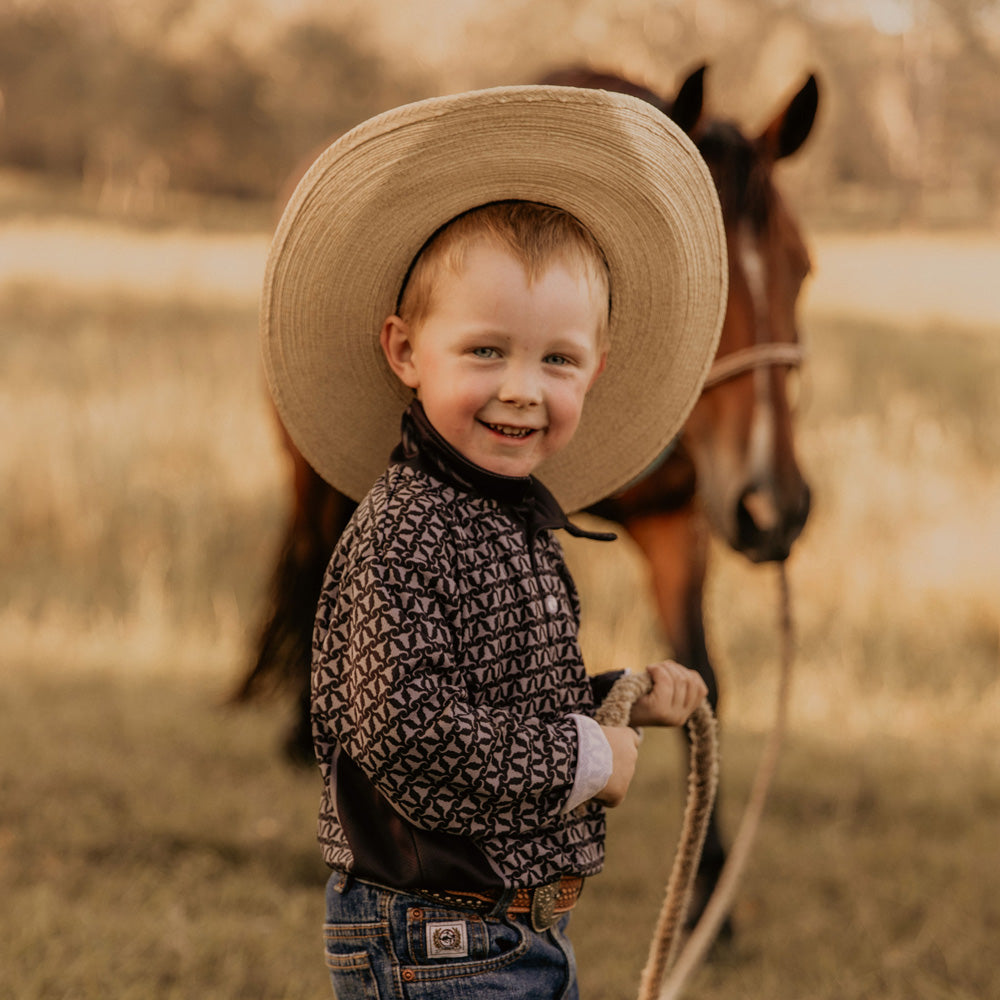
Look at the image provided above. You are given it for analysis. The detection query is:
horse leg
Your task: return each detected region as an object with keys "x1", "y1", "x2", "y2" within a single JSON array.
[{"x1": 623, "y1": 505, "x2": 733, "y2": 942}]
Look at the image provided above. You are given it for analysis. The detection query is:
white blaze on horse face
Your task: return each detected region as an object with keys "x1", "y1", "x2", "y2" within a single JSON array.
[{"x1": 737, "y1": 224, "x2": 780, "y2": 532}]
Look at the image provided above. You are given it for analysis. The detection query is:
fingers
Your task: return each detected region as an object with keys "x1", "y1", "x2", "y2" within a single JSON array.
[
  {"x1": 650, "y1": 661, "x2": 708, "y2": 702},
  {"x1": 638, "y1": 661, "x2": 708, "y2": 726}
]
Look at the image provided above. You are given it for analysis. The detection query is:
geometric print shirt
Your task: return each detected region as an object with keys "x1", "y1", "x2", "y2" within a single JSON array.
[{"x1": 312, "y1": 401, "x2": 618, "y2": 890}]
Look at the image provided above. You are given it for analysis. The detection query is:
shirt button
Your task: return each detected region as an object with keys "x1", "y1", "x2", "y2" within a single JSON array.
[{"x1": 544, "y1": 595, "x2": 559, "y2": 614}]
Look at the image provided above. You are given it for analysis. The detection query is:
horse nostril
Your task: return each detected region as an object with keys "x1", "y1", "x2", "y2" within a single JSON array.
[
  {"x1": 734, "y1": 480, "x2": 811, "y2": 562},
  {"x1": 797, "y1": 483, "x2": 812, "y2": 531},
  {"x1": 739, "y1": 488, "x2": 779, "y2": 534},
  {"x1": 735, "y1": 488, "x2": 766, "y2": 556},
  {"x1": 735, "y1": 486, "x2": 790, "y2": 563}
]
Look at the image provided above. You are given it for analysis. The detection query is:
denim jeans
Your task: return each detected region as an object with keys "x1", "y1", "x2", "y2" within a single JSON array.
[{"x1": 323, "y1": 871, "x2": 580, "y2": 999}]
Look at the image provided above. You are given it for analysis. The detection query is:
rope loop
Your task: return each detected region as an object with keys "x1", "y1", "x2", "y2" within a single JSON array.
[
  {"x1": 594, "y1": 670, "x2": 720, "y2": 1000},
  {"x1": 596, "y1": 563, "x2": 794, "y2": 1000}
]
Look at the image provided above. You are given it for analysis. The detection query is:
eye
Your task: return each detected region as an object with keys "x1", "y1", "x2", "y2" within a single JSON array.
[
  {"x1": 544, "y1": 354, "x2": 571, "y2": 366},
  {"x1": 471, "y1": 346, "x2": 499, "y2": 359}
]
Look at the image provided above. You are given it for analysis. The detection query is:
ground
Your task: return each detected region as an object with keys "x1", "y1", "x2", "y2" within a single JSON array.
[{"x1": 2, "y1": 196, "x2": 997, "y2": 999}]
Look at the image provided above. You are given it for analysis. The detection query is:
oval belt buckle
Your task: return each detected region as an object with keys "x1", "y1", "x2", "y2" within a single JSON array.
[{"x1": 530, "y1": 882, "x2": 560, "y2": 932}]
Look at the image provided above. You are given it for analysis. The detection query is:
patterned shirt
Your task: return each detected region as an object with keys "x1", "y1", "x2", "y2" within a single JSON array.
[{"x1": 312, "y1": 402, "x2": 618, "y2": 891}]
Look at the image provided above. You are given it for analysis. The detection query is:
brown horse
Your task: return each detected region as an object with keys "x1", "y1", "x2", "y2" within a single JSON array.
[{"x1": 236, "y1": 66, "x2": 818, "y2": 935}]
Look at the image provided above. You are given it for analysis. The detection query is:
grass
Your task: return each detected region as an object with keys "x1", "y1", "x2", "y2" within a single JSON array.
[
  {"x1": 0, "y1": 286, "x2": 284, "y2": 655},
  {"x1": 1, "y1": 670, "x2": 326, "y2": 1000},
  {"x1": 577, "y1": 727, "x2": 1000, "y2": 1000},
  {"x1": 2, "y1": 220, "x2": 999, "y2": 998}
]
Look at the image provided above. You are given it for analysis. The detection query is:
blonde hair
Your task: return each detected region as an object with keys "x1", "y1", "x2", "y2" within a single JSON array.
[{"x1": 397, "y1": 201, "x2": 611, "y2": 345}]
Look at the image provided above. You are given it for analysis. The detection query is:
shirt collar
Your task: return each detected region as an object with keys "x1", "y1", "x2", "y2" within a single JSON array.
[{"x1": 391, "y1": 401, "x2": 616, "y2": 542}]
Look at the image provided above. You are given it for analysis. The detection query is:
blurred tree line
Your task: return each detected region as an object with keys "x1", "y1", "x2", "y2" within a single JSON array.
[
  {"x1": 0, "y1": 1, "x2": 431, "y2": 210},
  {"x1": 1, "y1": 0, "x2": 997, "y2": 227}
]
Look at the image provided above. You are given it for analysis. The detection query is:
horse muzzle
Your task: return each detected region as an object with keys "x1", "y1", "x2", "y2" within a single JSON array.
[{"x1": 733, "y1": 480, "x2": 811, "y2": 563}]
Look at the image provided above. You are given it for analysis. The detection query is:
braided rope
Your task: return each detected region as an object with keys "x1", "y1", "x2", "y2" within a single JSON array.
[
  {"x1": 637, "y1": 702, "x2": 719, "y2": 999},
  {"x1": 597, "y1": 563, "x2": 794, "y2": 1000},
  {"x1": 594, "y1": 670, "x2": 656, "y2": 728},
  {"x1": 594, "y1": 676, "x2": 719, "y2": 1000}
]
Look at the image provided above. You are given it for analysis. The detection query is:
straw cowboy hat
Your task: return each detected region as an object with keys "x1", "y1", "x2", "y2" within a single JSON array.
[{"x1": 261, "y1": 85, "x2": 727, "y2": 513}]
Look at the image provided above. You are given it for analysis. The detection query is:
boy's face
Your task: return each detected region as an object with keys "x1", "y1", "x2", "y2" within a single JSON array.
[{"x1": 381, "y1": 242, "x2": 607, "y2": 479}]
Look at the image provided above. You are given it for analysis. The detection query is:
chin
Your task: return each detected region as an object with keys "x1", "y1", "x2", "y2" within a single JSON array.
[{"x1": 479, "y1": 455, "x2": 538, "y2": 479}]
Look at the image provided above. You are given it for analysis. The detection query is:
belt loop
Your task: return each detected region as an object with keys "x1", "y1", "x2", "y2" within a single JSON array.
[{"x1": 487, "y1": 887, "x2": 518, "y2": 919}]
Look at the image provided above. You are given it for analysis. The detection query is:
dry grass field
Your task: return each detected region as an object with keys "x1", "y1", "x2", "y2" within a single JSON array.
[{"x1": 2, "y1": 189, "x2": 998, "y2": 999}]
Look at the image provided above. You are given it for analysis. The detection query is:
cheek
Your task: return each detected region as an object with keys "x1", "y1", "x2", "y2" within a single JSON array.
[
  {"x1": 448, "y1": 380, "x2": 489, "y2": 414},
  {"x1": 422, "y1": 377, "x2": 485, "y2": 423},
  {"x1": 548, "y1": 381, "x2": 590, "y2": 434}
]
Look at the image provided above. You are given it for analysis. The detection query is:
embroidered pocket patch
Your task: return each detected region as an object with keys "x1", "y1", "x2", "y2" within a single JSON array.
[{"x1": 426, "y1": 920, "x2": 469, "y2": 959}]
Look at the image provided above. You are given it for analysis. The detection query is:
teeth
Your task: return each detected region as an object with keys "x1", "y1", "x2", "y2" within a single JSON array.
[{"x1": 486, "y1": 422, "x2": 533, "y2": 438}]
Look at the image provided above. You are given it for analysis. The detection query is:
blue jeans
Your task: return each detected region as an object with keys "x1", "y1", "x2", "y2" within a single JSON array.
[{"x1": 323, "y1": 872, "x2": 580, "y2": 999}]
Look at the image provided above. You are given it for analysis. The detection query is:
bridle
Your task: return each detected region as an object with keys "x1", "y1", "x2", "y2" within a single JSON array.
[{"x1": 702, "y1": 342, "x2": 804, "y2": 392}]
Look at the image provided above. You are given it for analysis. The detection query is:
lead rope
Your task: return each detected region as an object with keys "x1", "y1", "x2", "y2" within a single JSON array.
[{"x1": 595, "y1": 563, "x2": 794, "y2": 1000}]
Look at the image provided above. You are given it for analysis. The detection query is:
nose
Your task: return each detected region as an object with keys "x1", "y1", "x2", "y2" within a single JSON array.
[
  {"x1": 498, "y1": 362, "x2": 542, "y2": 407},
  {"x1": 735, "y1": 480, "x2": 811, "y2": 562}
]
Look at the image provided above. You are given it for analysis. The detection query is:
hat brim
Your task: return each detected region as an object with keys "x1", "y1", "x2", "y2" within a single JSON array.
[{"x1": 262, "y1": 85, "x2": 727, "y2": 513}]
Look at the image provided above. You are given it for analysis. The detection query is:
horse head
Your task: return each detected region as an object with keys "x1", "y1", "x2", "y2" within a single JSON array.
[{"x1": 681, "y1": 75, "x2": 818, "y2": 563}]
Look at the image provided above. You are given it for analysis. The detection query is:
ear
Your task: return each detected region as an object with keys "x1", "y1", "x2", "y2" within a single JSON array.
[
  {"x1": 669, "y1": 64, "x2": 705, "y2": 135},
  {"x1": 380, "y1": 315, "x2": 421, "y2": 390},
  {"x1": 758, "y1": 74, "x2": 819, "y2": 162}
]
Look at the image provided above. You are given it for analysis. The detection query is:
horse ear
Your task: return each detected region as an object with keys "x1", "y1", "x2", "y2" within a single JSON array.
[
  {"x1": 759, "y1": 74, "x2": 819, "y2": 161},
  {"x1": 669, "y1": 64, "x2": 705, "y2": 135}
]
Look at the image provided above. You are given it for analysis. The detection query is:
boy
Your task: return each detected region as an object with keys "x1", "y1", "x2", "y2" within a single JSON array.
[{"x1": 261, "y1": 86, "x2": 727, "y2": 999}]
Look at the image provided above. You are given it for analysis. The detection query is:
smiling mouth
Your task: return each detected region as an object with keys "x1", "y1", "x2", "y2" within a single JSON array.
[{"x1": 481, "y1": 421, "x2": 538, "y2": 439}]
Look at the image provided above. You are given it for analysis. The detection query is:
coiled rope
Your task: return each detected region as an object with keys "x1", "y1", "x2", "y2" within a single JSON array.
[{"x1": 595, "y1": 563, "x2": 794, "y2": 1000}]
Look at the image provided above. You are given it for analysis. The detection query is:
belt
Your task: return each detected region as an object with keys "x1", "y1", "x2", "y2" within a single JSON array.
[{"x1": 416, "y1": 875, "x2": 585, "y2": 932}]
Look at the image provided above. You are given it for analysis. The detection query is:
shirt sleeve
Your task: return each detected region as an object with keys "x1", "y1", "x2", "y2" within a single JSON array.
[
  {"x1": 589, "y1": 669, "x2": 626, "y2": 706},
  {"x1": 313, "y1": 500, "x2": 581, "y2": 840},
  {"x1": 563, "y1": 714, "x2": 613, "y2": 812}
]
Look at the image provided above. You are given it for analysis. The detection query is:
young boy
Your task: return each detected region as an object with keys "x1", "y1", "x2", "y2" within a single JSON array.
[{"x1": 261, "y1": 86, "x2": 727, "y2": 999}]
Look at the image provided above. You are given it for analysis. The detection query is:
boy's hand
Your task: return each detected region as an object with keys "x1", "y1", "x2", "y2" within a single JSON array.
[
  {"x1": 594, "y1": 725, "x2": 640, "y2": 807},
  {"x1": 628, "y1": 661, "x2": 708, "y2": 728}
]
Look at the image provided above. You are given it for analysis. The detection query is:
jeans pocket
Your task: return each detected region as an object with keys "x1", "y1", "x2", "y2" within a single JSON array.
[
  {"x1": 397, "y1": 907, "x2": 529, "y2": 992},
  {"x1": 324, "y1": 949, "x2": 380, "y2": 1000},
  {"x1": 324, "y1": 925, "x2": 383, "y2": 1000},
  {"x1": 405, "y1": 907, "x2": 491, "y2": 963}
]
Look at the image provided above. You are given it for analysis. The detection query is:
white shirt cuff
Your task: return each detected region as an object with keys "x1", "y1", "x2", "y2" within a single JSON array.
[{"x1": 563, "y1": 713, "x2": 613, "y2": 813}]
